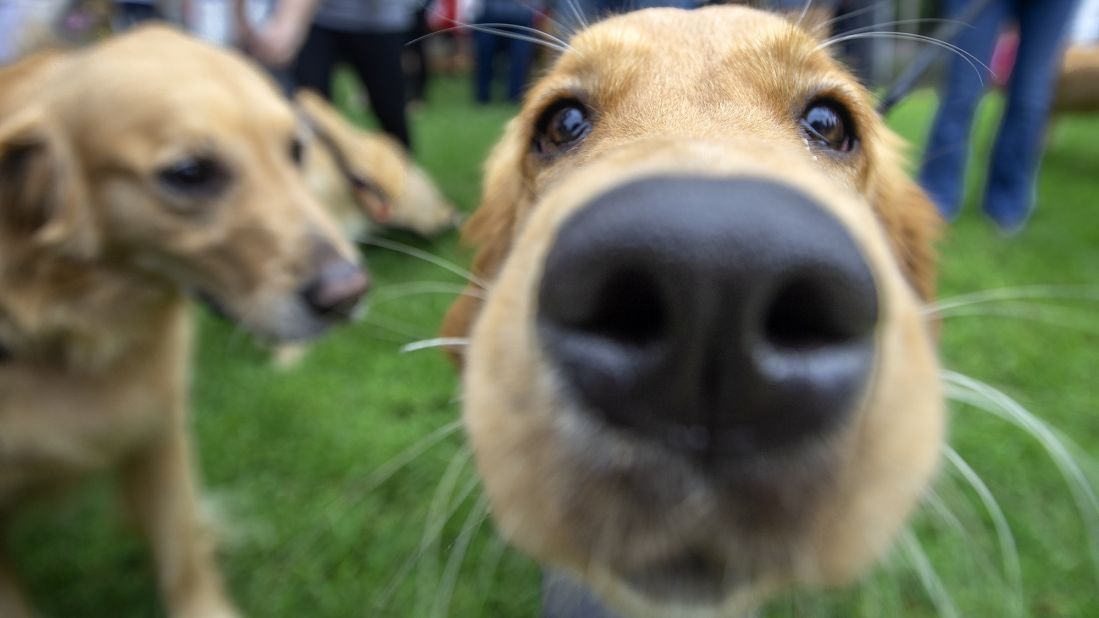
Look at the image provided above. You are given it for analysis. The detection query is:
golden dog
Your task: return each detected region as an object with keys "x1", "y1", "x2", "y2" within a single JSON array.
[
  {"x1": 295, "y1": 90, "x2": 460, "y2": 241},
  {"x1": 442, "y1": 6, "x2": 943, "y2": 616},
  {"x1": 0, "y1": 27, "x2": 366, "y2": 617}
]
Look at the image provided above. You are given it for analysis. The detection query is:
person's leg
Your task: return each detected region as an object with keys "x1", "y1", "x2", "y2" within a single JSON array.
[
  {"x1": 918, "y1": 0, "x2": 1009, "y2": 219},
  {"x1": 292, "y1": 25, "x2": 339, "y2": 99},
  {"x1": 345, "y1": 30, "x2": 413, "y2": 150},
  {"x1": 982, "y1": 0, "x2": 1079, "y2": 231},
  {"x1": 406, "y1": 7, "x2": 430, "y2": 103},
  {"x1": 504, "y1": 7, "x2": 537, "y2": 103},
  {"x1": 473, "y1": 20, "x2": 498, "y2": 104}
]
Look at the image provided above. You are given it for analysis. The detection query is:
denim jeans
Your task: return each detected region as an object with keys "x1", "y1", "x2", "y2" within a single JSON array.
[
  {"x1": 473, "y1": 3, "x2": 538, "y2": 104},
  {"x1": 919, "y1": 0, "x2": 1078, "y2": 229}
]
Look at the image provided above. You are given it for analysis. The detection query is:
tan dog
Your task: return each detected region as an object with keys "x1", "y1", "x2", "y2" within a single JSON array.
[
  {"x1": 295, "y1": 90, "x2": 460, "y2": 241},
  {"x1": 1054, "y1": 44, "x2": 1099, "y2": 113},
  {"x1": 442, "y1": 7, "x2": 943, "y2": 617},
  {"x1": 0, "y1": 27, "x2": 367, "y2": 617}
]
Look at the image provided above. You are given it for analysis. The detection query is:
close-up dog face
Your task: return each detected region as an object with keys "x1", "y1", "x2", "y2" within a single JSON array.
[
  {"x1": 443, "y1": 6, "x2": 945, "y2": 615},
  {"x1": 0, "y1": 27, "x2": 365, "y2": 344}
]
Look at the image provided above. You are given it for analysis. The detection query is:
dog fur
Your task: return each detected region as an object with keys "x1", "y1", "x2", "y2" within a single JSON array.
[
  {"x1": 295, "y1": 89, "x2": 460, "y2": 241},
  {"x1": 442, "y1": 7, "x2": 944, "y2": 616},
  {"x1": 0, "y1": 26, "x2": 362, "y2": 617}
]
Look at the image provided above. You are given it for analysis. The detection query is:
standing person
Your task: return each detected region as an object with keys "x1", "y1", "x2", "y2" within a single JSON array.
[
  {"x1": 241, "y1": 0, "x2": 415, "y2": 150},
  {"x1": 920, "y1": 0, "x2": 1079, "y2": 233},
  {"x1": 113, "y1": 0, "x2": 163, "y2": 28},
  {"x1": 471, "y1": 0, "x2": 541, "y2": 104}
]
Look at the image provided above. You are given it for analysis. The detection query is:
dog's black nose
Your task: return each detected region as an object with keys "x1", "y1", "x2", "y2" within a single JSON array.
[
  {"x1": 302, "y1": 257, "x2": 369, "y2": 320},
  {"x1": 537, "y1": 177, "x2": 878, "y2": 460}
]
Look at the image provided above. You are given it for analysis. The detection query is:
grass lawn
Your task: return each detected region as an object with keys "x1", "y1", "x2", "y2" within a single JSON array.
[{"x1": 9, "y1": 76, "x2": 1099, "y2": 617}]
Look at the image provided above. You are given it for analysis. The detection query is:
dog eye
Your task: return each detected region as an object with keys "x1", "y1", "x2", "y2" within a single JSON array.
[
  {"x1": 800, "y1": 100, "x2": 856, "y2": 153},
  {"x1": 535, "y1": 100, "x2": 592, "y2": 156},
  {"x1": 290, "y1": 137, "x2": 304, "y2": 167},
  {"x1": 157, "y1": 156, "x2": 230, "y2": 200}
]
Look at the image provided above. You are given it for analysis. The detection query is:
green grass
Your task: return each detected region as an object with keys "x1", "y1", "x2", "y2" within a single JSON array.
[{"x1": 9, "y1": 77, "x2": 1099, "y2": 617}]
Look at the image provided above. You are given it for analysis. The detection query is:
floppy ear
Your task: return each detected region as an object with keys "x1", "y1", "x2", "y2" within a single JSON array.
[
  {"x1": 867, "y1": 151, "x2": 942, "y2": 303},
  {"x1": 0, "y1": 108, "x2": 97, "y2": 258},
  {"x1": 440, "y1": 118, "x2": 531, "y2": 366}
]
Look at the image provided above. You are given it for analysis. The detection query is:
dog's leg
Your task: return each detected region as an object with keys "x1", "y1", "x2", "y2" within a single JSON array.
[
  {"x1": 0, "y1": 518, "x2": 35, "y2": 618},
  {"x1": 119, "y1": 417, "x2": 239, "y2": 618}
]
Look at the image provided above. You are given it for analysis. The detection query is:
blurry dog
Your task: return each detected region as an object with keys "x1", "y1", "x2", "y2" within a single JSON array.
[
  {"x1": 295, "y1": 90, "x2": 460, "y2": 241},
  {"x1": 442, "y1": 6, "x2": 943, "y2": 617},
  {"x1": 0, "y1": 27, "x2": 366, "y2": 617},
  {"x1": 1053, "y1": 44, "x2": 1099, "y2": 113}
]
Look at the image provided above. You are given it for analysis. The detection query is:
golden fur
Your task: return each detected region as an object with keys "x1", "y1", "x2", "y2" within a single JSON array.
[
  {"x1": 295, "y1": 90, "x2": 460, "y2": 240},
  {"x1": 0, "y1": 27, "x2": 361, "y2": 617},
  {"x1": 443, "y1": 7, "x2": 944, "y2": 616},
  {"x1": 1054, "y1": 44, "x2": 1099, "y2": 114}
]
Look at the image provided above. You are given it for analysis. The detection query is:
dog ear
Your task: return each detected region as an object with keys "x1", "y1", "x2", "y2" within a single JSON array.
[
  {"x1": 440, "y1": 118, "x2": 530, "y2": 366},
  {"x1": 0, "y1": 108, "x2": 97, "y2": 258},
  {"x1": 867, "y1": 149, "x2": 941, "y2": 303}
]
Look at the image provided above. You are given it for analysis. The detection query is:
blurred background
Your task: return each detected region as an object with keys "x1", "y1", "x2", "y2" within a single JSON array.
[{"x1": 1, "y1": 0, "x2": 1098, "y2": 616}]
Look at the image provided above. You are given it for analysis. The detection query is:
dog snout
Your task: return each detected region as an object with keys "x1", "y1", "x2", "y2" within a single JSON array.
[
  {"x1": 301, "y1": 257, "x2": 370, "y2": 321},
  {"x1": 537, "y1": 177, "x2": 879, "y2": 460}
]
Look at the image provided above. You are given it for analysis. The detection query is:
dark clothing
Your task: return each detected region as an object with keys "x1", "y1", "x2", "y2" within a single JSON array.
[
  {"x1": 293, "y1": 25, "x2": 412, "y2": 150},
  {"x1": 473, "y1": 2, "x2": 538, "y2": 104},
  {"x1": 114, "y1": 1, "x2": 162, "y2": 29},
  {"x1": 920, "y1": 0, "x2": 1079, "y2": 230}
]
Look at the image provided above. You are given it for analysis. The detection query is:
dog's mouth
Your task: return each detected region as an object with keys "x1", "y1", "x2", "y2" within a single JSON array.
[{"x1": 622, "y1": 548, "x2": 741, "y2": 604}]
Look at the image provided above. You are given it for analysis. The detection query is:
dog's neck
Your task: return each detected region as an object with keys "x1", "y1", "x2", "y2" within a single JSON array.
[{"x1": 0, "y1": 245, "x2": 181, "y2": 372}]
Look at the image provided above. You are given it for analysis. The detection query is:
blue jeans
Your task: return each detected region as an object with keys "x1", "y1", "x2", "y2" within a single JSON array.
[
  {"x1": 473, "y1": 4, "x2": 537, "y2": 104},
  {"x1": 919, "y1": 0, "x2": 1078, "y2": 229},
  {"x1": 573, "y1": 0, "x2": 699, "y2": 25}
]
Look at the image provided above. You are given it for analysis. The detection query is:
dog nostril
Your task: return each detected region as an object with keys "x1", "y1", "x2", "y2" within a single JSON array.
[
  {"x1": 303, "y1": 260, "x2": 370, "y2": 320},
  {"x1": 574, "y1": 270, "x2": 667, "y2": 348},
  {"x1": 762, "y1": 277, "x2": 866, "y2": 351}
]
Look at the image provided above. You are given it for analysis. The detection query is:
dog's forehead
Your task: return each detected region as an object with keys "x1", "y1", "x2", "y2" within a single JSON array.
[
  {"x1": 65, "y1": 27, "x2": 294, "y2": 133},
  {"x1": 545, "y1": 7, "x2": 850, "y2": 128}
]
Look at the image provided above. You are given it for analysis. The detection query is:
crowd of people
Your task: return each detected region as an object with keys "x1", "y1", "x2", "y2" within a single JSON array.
[{"x1": 1, "y1": 0, "x2": 1093, "y2": 234}]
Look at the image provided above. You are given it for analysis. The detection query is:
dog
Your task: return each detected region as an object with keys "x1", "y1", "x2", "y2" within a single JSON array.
[
  {"x1": 295, "y1": 89, "x2": 460, "y2": 241},
  {"x1": 441, "y1": 6, "x2": 944, "y2": 617},
  {"x1": 1054, "y1": 44, "x2": 1099, "y2": 114},
  {"x1": 0, "y1": 26, "x2": 366, "y2": 617}
]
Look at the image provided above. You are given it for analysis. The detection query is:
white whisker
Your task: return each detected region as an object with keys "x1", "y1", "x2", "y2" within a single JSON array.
[
  {"x1": 817, "y1": 32, "x2": 992, "y2": 86},
  {"x1": 432, "y1": 495, "x2": 489, "y2": 618},
  {"x1": 362, "y1": 313, "x2": 432, "y2": 340},
  {"x1": 928, "y1": 284, "x2": 1099, "y2": 313},
  {"x1": 944, "y1": 370, "x2": 1099, "y2": 585},
  {"x1": 370, "y1": 281, "x2": 485, "y2": 304},
  {"x1": 401, "y1": 338, "x2": 470, "y2": 353},
  {"x1": 361, "y1": 237, "x2": 485, "y2": 287},
  {"x1": 942, "y1": 446, "x2": 1024, "y2": 616},
  {"x1": 899, "y1": 529, "x2": 961, "y2": 618}
]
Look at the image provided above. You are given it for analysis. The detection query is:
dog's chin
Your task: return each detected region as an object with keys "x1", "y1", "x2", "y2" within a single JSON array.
[
  {"x1": 194, "y1": 292, "x2": 341, "y2": 344},
  {"x1": 530, "y1": 399, "x2": 847, "y2": 611}
]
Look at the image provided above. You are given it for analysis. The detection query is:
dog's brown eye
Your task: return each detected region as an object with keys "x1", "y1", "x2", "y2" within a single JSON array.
[
  {"x1": 535, "y1": 100, "x2": 592, "y2": 156},
  {"x1": 290, "y1": 137, "x2": 304, "y2": 167},
  {"x1": 157, "y1": 156, "x2": 230, "y2": 200},
  {"x1": 800, "y1": 100, "x2": 855, "y2": 153}
]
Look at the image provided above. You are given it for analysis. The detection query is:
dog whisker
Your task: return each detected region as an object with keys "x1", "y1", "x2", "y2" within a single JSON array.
[
  {"x1": 370, "y1": 281, "x2": 486, "y2": 304},
  {"x1": 432, "y1": 494, "x2": 490, "y2": 618},
  {"x1": 361, "y1": 313, "x2": 434, "y2": 341},
  {"x1": 941, "y1": 446, "x2": 1024, "y2": 615},
  {"x1": 899, "y1": 529, "x2": 962, "y2": 618},
  {"x1": 829, "y1": 18, "x2": 971, "y2": 41},
  {"x1": 928, "y1": 284, "x2": 1099, "y2": 313},
  {"x1": 381, "y1": 448, "x2": 478, "y2": 613},
  {"x1": 401, "y1": 338, "x2": 470, "y2": 354},
  {"x1": 817, "y1": 32, "x2": 993, "y2": 86},
  {"x1": 812, "y1": 0, "x2": 892, "y2": 35},
  {"x1": 936, "y1": 304, "x2": 1099, "y2": 336},
  {"x1": 560, "y1": 0, "x2": 590, "y2": 33},
  {"x1": 361, "y1": 237, "x2": 485, "y2": 287},
  {"x1": 411, "y1": 23, "x2": 570, "y2": 55},
  {"x1": 944, "y1": 371, "x2": 1099, "y2": 585}
]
